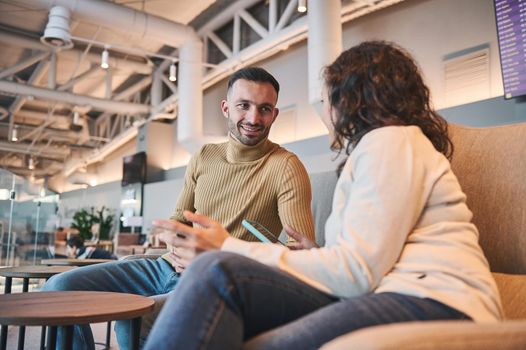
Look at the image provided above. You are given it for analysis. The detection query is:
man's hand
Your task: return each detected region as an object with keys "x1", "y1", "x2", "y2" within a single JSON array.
[
  {"x1": 154, "y1": 211, "x2": 230, "y2": 270},
  {"x1": 284, "y1": 224, "x2": 318, "y2": 250}
]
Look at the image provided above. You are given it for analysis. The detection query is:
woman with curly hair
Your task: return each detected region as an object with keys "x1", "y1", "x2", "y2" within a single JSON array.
[{"x1": 145, "y1": 41, "x2": 503, "y2": 350}]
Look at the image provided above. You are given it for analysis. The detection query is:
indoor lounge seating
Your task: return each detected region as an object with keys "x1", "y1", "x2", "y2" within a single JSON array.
[{"x1": 315, "y1": 122, "x2": 526, "y2": 349}]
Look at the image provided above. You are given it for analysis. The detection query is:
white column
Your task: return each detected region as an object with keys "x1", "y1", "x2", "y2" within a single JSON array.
[
  {"x1": 177, "y1": 40, "x2": 204, "y2": 153},
  {"x1": 308, "y1": 0, "x2": 342, "y2": 106}
]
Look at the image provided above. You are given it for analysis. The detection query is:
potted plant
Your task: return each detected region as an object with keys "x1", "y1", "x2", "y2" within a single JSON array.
[
  {"x1": 71, "y1": 208, "x2": 94, "y2": 241},
  {"x1": 93, "y1": 206, "x2": 114, "y2": 240}
]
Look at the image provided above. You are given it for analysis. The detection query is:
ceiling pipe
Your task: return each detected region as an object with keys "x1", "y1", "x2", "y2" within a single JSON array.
[
  {"x1": 12, "y1": 0, "x2": 205, "y2": 150},
  {"x1": 0, "y1": 80, "x2": 151, "y2": 114},
  {"x1": 63, "y1": 125, "x2": 139, "y2": 177},
  {"x1": 0, "y1": 140, "x2": 68, "y2": 159},
  {"x1": 15, "y1": 110, "x2": 70, "y2": 126}
]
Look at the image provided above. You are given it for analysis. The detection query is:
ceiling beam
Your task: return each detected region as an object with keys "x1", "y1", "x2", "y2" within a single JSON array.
[
  {"x1": 0, "y1": 80, "x2": 151, "y2": 114},
  {"x1": 0, "y1": 51, "x2": 50, "y2": 80}
]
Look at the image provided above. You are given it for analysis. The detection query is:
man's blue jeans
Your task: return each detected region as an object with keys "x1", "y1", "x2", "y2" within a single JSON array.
[
  {"x1": 144, "y1": 251, "x2": 470, "y2": 350},
  {"x1": 42, "y1": 257, "x2": 179, "y2": 350}
]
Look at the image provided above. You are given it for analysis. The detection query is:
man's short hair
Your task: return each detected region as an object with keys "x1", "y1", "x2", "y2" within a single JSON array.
[
  {"x1": 67, "y1": 235, "x2": 84, "y2": 249},
  {"x1": 227, "y1": 67, "x2": 280, "y2": 95}
]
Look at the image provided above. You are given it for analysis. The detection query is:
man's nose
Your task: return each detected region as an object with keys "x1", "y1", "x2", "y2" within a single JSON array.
[{"x1": 245, "y1": 107, "x2": 261, "y2": 123}]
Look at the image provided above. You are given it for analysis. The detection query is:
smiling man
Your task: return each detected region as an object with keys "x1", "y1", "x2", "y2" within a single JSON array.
[
  {"x1": 43, "y1": 67, "x2": 315, "y2": 349},
  {"x1": 168, "y1": 67, "x2": 315, "y2": 263}
]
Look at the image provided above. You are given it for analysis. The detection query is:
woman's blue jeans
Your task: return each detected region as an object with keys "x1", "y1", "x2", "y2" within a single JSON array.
[
  {"x1": 144, "y1": 251, "x2": 470, "y2": 350},
  {"x1": 42, "y1": 257, "x2": 179, "y2": 350}
]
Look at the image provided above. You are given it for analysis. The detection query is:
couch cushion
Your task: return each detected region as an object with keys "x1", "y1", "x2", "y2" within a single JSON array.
[
  {"x1": 492, "y1": 272, "x2": 526, "y2": 320},
  {"x1": 310, "y1": 171, "x2": 338, "y2": 246},
  {"x1": 449, "y1": 123, "x2": 526, "y2": 274}
]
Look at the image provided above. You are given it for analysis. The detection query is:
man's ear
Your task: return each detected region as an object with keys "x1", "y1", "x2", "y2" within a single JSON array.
[
  {"x1": 272, "y1": 107, "x2": 279, "y2": 123},
  {"x1": 220, "y1": 100, "x2": 229, "y2": 118}
]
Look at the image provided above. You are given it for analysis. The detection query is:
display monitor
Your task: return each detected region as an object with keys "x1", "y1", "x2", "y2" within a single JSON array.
[
  {"x1": 495, "y1": 0, "x2": 526, "y2": 99},
  {"x1": 122, "y1": 152, "x2": 146, "y2": 186}
]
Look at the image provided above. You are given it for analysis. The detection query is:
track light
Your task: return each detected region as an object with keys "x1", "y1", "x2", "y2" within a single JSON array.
[
  {"x1": 101, "y1": 47, "x2": 109, "y2": 69},
  {"x1": 28, "y1": 157, "x2": 35, "y2": 170},
  {"x1": 73, "y1": 111, "x2": 81, "y2": 125},
  {"x1": 169, "y1": 62, "x2": 177, "y2": 82},
  {"x1": 298, "y1": 0, "x2": 307, "y2": 13},
  {"x1": 11, "y1": 126, "x2": 18, "y2": 142}
]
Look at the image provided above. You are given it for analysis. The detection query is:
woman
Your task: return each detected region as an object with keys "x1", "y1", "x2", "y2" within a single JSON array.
[{"x1": 144, "y1": 41, "x2": 502, "y2": 350}]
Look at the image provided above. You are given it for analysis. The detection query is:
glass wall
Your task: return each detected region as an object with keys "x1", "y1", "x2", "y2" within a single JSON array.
[{"x1": 0, "y1": 168, "x2": 58, "y2": 268}]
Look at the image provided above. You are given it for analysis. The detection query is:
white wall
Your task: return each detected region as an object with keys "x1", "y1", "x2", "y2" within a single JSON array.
[
  {"x1": 142, "y1": 177, "x2": 184, "y2": 234},
  {"x1": 340, "y1": 0, "x2": 502, "y2": 109}
]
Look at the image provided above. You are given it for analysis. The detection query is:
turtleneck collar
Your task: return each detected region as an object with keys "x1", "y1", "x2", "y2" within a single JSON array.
[{"x1": 226, "y1": 134, "x2": 277, "y2": 163}]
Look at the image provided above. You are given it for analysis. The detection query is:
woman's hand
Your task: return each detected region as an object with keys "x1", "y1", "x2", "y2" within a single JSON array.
[
  {"x1": 154, "y1": 211, "x2": 230, "y2": 271},
  {"x1": 285, "y1": 224, "x2": 319, "y2": 250}
]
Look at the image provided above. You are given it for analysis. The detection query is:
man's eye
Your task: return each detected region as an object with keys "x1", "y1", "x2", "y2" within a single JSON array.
[
  {"x1": 261, "y1": 107, "x2": 272, "y2": 113},
  {"x1": 237, "y1": 103, "x2": 249, "y2": 110}
]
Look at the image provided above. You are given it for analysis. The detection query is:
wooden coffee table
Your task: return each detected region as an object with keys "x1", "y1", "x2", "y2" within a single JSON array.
[
  {"x1": 0, "y1": 291, "x2": 154, "y2": 350},
  {"x1": 40, "y1": 258, "x2": 114, "y2": 266},
  {"x1": 0, "y1": 265, "x2": 76, "y2": 350}
]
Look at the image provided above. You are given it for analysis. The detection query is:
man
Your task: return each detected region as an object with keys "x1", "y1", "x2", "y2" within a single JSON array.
[
  {"x1": 66, "y1": 235, "x2": 117, "y2": 260},
  {"x1": 43, "y1": 67, "x2": 314, "y2": 349}
]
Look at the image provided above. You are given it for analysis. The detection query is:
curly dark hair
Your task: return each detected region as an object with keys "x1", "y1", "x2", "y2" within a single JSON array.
[{"x1": 323, "y1": 41, "x2": 453, "y2": 173}]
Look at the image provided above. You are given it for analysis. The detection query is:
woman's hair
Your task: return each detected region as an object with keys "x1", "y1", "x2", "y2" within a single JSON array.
[{"x1": 323, "y1": 41, "x2": 453, "y2": 173}]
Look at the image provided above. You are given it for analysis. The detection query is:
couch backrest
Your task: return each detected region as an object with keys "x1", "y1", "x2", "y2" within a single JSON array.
[
  {"x1": 449, "y1": 123, "x2": 526, "y2": 275},
  {"x1": 309, "y1": 123, "x2": 526, "y2": 271},
  {"x1": 310, "y1": 171, "x2": 339, "y2": 246}
]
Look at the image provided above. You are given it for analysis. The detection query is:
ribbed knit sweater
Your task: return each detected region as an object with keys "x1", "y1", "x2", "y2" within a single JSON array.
[{"x1": 169, "y1": 135, "x2": 315, "y2": 242}]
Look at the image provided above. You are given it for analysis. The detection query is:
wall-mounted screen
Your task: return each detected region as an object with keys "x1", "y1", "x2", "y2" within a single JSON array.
[
  {"x1": 495, "y1": 0, "x2": 526, "y2": 99},
  {"x1": 122, "y1": 152, "x2": 146, "y2": 186}
]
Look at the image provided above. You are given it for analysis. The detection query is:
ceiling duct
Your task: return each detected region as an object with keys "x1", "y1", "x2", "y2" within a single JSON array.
[{"x1": 40, "y1": 6, "x2": 73, "y2": 49}]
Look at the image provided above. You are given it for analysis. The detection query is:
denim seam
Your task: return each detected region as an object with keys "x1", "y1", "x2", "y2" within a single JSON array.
[{"x1": 198, "y1": 286, "x2": 233, "y2": 350}]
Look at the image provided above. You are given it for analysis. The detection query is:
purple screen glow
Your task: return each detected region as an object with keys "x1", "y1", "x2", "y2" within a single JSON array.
[{"x1": 495, "y1": 0, "x2": 526, "y2": 98}]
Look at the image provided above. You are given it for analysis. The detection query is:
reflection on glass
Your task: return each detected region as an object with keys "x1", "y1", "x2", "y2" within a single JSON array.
[{"x1": 0, "y1": 168, "x2": 59, "y2": 268}]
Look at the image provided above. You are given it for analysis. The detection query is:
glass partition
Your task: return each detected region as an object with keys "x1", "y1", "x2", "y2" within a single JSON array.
[{"x1": 0, "y1": 168, "x2": 58, "y2": 268}]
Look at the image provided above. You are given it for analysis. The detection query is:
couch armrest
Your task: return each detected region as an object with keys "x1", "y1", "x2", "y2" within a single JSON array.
[
  {"x1": 119, "y1": 254, "x2": 163, "y2": 261},
  {"x1": 320, "y1": 320, "x2": 526, "y2": 350}
]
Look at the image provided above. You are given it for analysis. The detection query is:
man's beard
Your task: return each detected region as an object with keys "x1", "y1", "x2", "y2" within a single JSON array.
[{"x1": 227, "y1": 114, "x2": 269, "y2": 146}]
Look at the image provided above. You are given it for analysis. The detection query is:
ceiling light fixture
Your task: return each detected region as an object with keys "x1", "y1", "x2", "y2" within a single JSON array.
[
  {"x1": 40, "y1": 6, "x2": 73, "y2": 49},
  {"x1": 101, "y1": 47, "x2": 110, "y2": 69},
  {"x1": 73, "y1": 111, "x2": 81, "y2": 125},
  {"x1": 169, "y1": 61, "x2": 177, "y2": 82},
  {"x1": 298, "y1": 0, "x2": 307, "y2": 13},
  {"x1": 11, "y1": 126, "x2": 18, "y2": 142}
]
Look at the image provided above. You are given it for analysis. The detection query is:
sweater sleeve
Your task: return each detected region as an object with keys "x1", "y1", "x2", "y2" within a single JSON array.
[
  {"x1": 222, "y1": 129, "x2": 430, "y2": 298},
  {"x1": 170, "y1": 150, "x2": 200, "y2": 223},
  {"x1": 277, "y1": 155, "x2": 315, "y2": 242}
]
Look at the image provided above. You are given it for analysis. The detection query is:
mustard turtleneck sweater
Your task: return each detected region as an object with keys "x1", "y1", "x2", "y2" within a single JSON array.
[{"x1": 170, "y1": 135, "x2": 315, "y2": 242}]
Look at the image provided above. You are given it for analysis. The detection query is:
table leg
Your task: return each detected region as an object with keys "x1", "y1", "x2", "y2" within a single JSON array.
[
  {"x1": 16, "y1": 278, "x2": 30, "y2": 350},
  {"x1": 46, "y1": 326, "x2": 57, "y2": 350},
  {"x1": 39, "y1": 326, "x2": 46, "y2": 350},
  {"x1": 0, "y1": 277, "x2": 12, "y2": 350},
  {"x1": 61, "y1": 325, "x2": 73, "y2": 350},
  {"x1": 0, "y1": 326, "x2": 6, "y2": 350},
  {"x1": 40, "y1": 277, "x2": 50, "y2": 349},
  {"x1": 3, "y1": 277, "x2": 11, "y2": 294},
  {"x1": 130, "y1": 317, "x2": 142, "y2": 350},
  {"x1": 105, "y1": 321, "x2": 111, "y2": 349}
]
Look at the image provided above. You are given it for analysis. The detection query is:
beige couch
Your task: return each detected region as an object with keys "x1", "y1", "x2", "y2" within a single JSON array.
[{"x1": 318, "y1": 122, "x2": 526, "y2": 349}]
